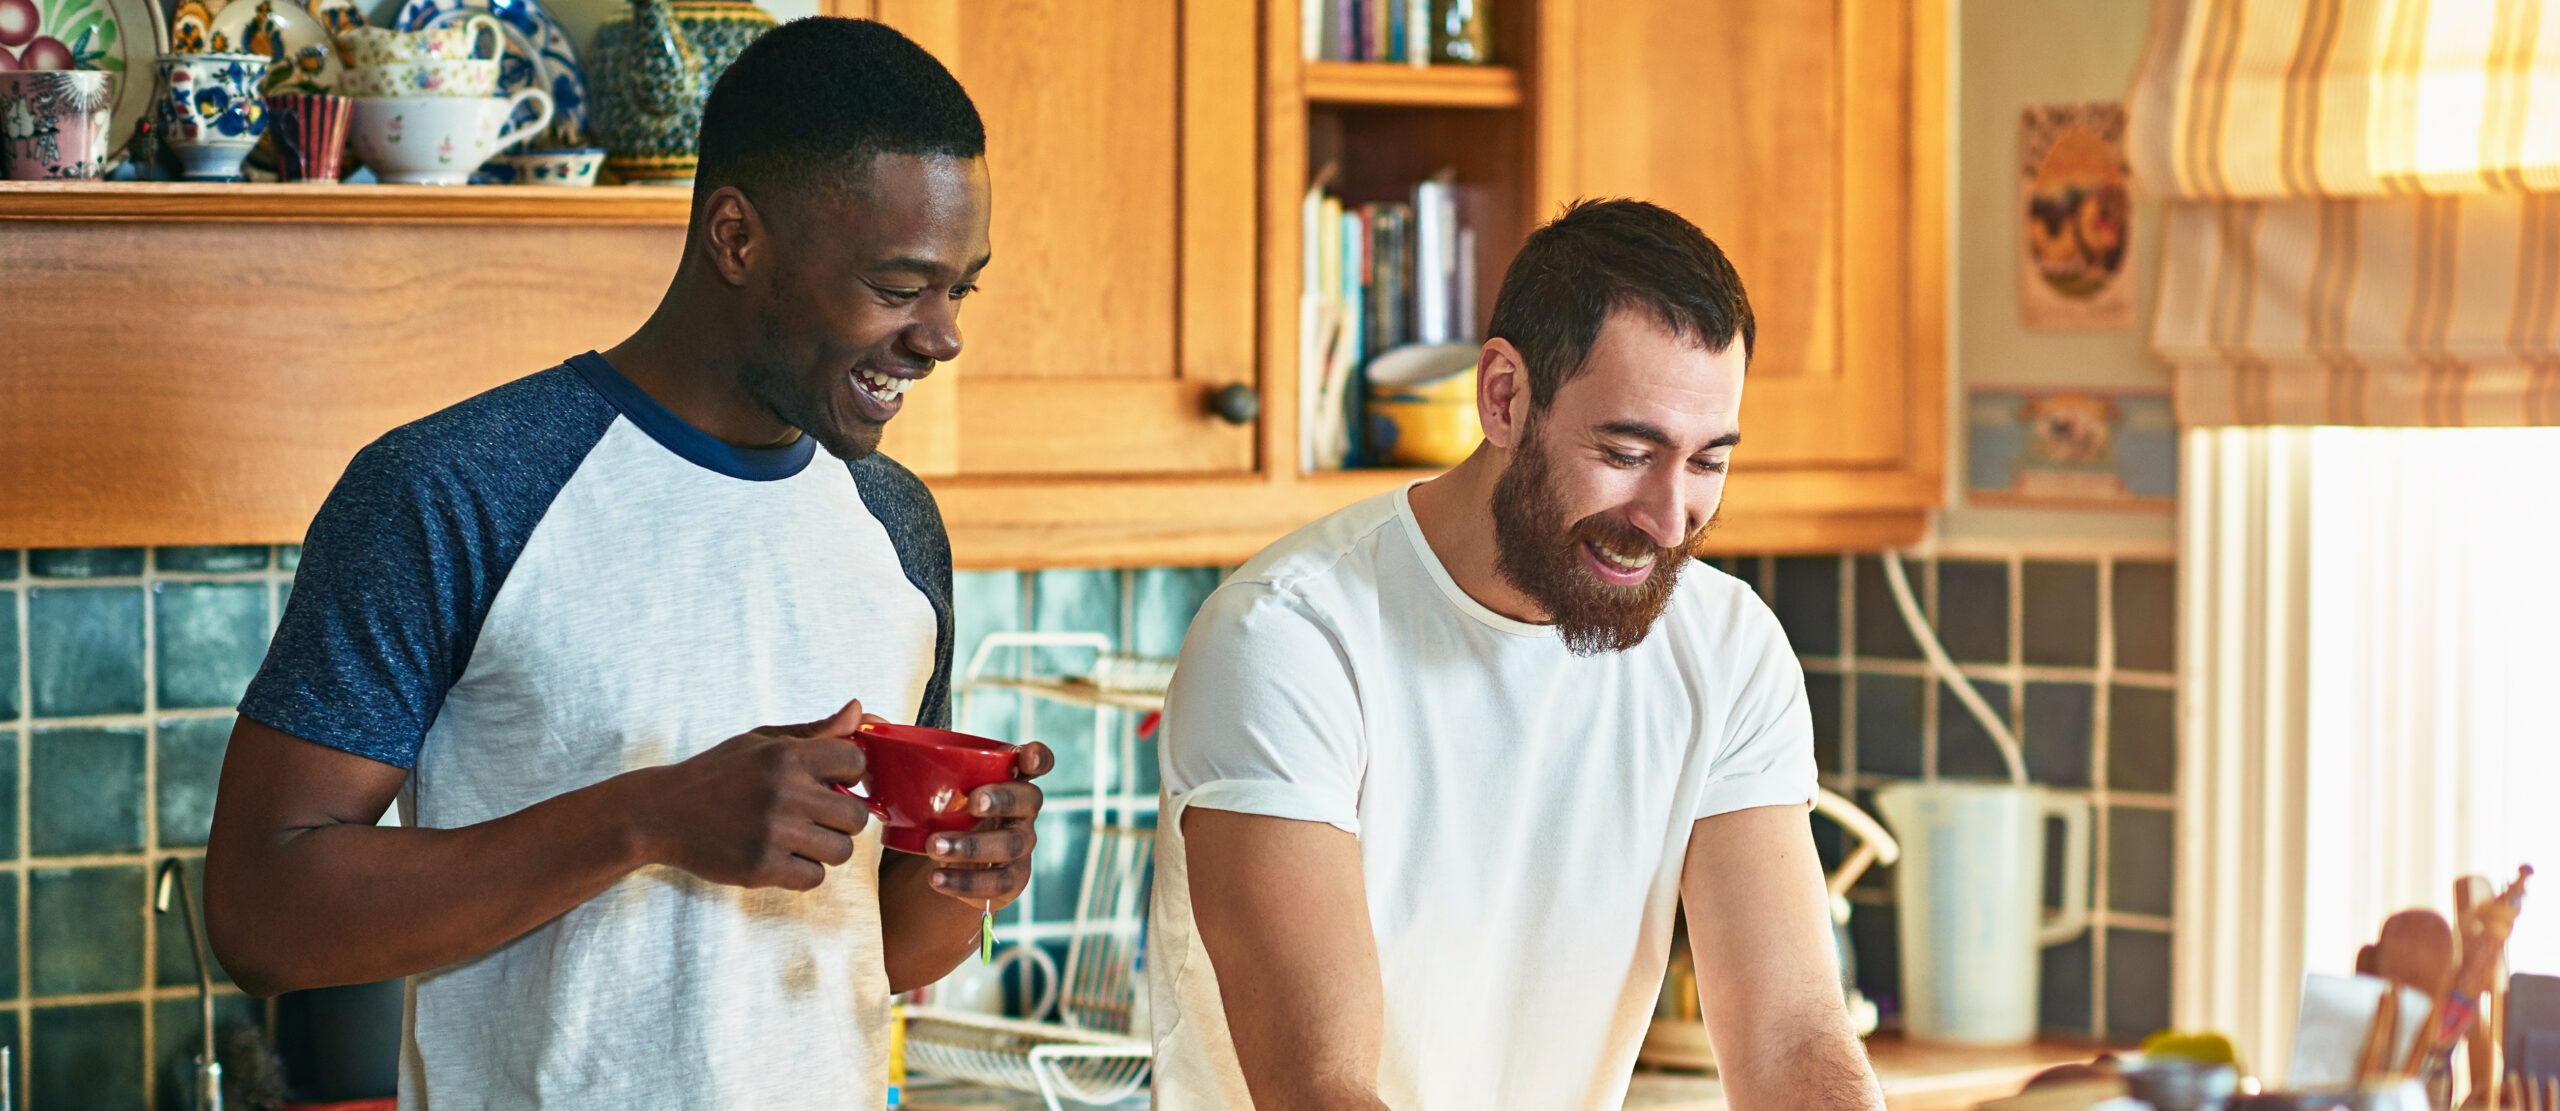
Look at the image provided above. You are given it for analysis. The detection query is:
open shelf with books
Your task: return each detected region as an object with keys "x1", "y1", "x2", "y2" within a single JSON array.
[{"x1": 1282, "y1": 0, "x2": 1532, "y2": 475}]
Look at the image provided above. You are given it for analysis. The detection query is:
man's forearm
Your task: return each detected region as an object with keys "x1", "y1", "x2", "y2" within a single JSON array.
[
  {"x1": 1719, "y1": 1023, "x2": 1883, "y2": 1111},
  {"x1": 877, "y1": 852, "x2": 985, "y2": 993},
  {"x1": 206, "y1": 769, "x2": 658, "y2": 996}
]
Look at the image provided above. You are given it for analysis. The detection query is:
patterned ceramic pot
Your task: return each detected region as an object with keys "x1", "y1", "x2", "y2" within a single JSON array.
[
  {"x1": 347, "y1": 88, "x2": 549, "y2": 184},
  {"x1": 501, "y1": 145, "x2": 601, "y2": 185},
  {"x1": 0, "y1": 71, "x2": 117, "y2": 180},
  {"x1": 588, "y1": 0, "x2": 772, "y2": 184},
  {"x1": 153, "y1": 52, "x2": 268, "y2": 180}
]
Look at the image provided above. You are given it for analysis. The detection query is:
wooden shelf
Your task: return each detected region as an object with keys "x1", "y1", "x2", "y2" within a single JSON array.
[
  {"x1": 1304, "y1": 61, "x2": 1523, "y2": 108},
  {"x1": 0, "y1": 181, "x2": 694, "y2": 224}
]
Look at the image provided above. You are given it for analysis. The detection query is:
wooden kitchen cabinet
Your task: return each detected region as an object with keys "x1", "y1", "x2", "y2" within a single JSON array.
[
  {"x1": 0, "y1": 0, "x2": 1942, "y2": 564},
  {"x1": 1533, "y1": 0, "x2": 1948, "y2": 543},
  {"x1": 867, "y1": 0, "x2": 1260, "y2": 480}
]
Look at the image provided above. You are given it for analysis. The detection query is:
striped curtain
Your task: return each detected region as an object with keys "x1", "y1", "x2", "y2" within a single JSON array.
[{"x1": 2129, "y1": 0, "x2": 2560, "y2": 427}]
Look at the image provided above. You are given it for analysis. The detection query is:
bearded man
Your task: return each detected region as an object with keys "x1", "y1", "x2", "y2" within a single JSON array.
[{"x1": 1147, "y1": 199, "x2": 1885, "y2": 1111}]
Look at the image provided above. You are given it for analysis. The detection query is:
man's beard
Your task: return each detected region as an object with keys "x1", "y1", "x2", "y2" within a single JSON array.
[{"x1": 1489, "y1": 423, "x2": 1711, "y2": 656}]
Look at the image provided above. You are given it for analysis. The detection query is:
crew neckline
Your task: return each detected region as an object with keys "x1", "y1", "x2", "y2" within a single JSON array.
[
  {"x1": 1393, "y1": 482, "x2": 1555, "y2": 639},
  {"x1": 568, "y1": 351, "x2": 817, "y2": 482}
]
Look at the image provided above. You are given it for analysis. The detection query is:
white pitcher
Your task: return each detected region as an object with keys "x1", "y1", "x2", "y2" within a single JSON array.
[{"x1": 1873, "y1": 781, "x2": 2091, "y2": 1046}]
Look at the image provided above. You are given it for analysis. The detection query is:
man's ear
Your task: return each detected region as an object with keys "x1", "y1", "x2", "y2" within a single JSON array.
[
  {"x1": 697, "y1": 185, "x2": 766, "y2": 287},
  {"x1": 1478, "y1": 338, "x2": 1533, "y2": 450}
]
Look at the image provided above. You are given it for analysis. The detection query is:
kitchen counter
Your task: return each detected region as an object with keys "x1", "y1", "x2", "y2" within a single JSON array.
[
  {"x1": 900, "y1": 1036, "x2": 2109, "y2": 1111},
  {"x1": 1625, "y1": 1036, "x2": 2108, "y2": 1110}
]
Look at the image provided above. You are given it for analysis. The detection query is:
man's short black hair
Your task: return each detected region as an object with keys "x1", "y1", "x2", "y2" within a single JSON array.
[
  {"x1": 694, "y1": 17, "x2": 985, "y2": 214},
  {"x1": 1485, "y1": 198, "x2": 1755, "y2": 410}
]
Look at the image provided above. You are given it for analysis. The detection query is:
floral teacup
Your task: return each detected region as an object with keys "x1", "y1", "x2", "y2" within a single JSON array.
[
  {"x1": 335, "y1": 15, "x2": 502, "y2": 67},
  {"x1": 501, "y1": 146, "x2": 602, "y2": 186},
  {"x1": 153, "y1": 53, "x2": 269, "y2": 180},
  {"x1": 339, "y1": 58, "x2": 499, "y2": 98},
  {"x1": 348, "y1": 89, "x2": 550, "y2": 185}
]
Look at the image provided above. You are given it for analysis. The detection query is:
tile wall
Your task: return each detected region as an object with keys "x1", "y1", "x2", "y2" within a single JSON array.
[
  {"x1": 1718, "y1": 552, "x2": 2180, "y2": 1044},
  {"x1": 0, "y1": 546, "x2": 286, "y2": 1111},
  {"x1": 0, "y1": 546, "x2": 2171, "y2": 1105}
]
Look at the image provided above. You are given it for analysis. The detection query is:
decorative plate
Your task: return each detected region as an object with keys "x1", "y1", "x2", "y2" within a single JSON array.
[
  {"x1": 168, "y1": 0, "x2": 211, "y2": 50},
  {"x1": 303, "y1": 0, "x2": 362, "y2": 46},
  {"x1": 393, "y1": 0, "x2": 582, "y2": 150},
  {"x1": 0, "y1": 0, "x2": 164, "y2": 155},
  {"x1": 209, "y1": 0, "x2": 338, "y2": 93}
]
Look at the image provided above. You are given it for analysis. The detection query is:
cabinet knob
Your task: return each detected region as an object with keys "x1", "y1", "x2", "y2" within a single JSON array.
[{"x1": 1209, "y1": 383, "x2": 1260, "y2": 426}]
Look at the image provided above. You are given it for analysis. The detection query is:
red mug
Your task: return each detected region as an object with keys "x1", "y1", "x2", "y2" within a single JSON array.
[{"x1": 835, "y1": 722, "x2": 1023, "y2": 855}]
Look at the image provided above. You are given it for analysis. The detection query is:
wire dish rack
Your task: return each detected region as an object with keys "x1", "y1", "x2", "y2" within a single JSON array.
[
  {"x1": 902, "y1": 1008, "x2": 1151, "y2": 1108},
  {"x1": 903, "y1": 633, "x2": 1167, "y2": 1110}
]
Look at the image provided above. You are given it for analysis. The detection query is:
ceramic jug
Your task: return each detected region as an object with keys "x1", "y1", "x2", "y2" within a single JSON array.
[
  {"x1": 1872, "y1": 781, "x2": 2091, "y2": 1047},
  {"x1": 588, "y1": 0, "x2": 773, "y2": 183}
]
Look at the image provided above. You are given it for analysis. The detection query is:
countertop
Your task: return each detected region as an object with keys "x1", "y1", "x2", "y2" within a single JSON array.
[{"x1": 899, "y1": 1035, "x2": 2109, "y2": 1111}]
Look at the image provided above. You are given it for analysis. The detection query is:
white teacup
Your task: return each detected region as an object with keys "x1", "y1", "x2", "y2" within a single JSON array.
[
  {"x1": 340, "y1": 58, "x2": 499, "y2": 98},
  {"x1": 335, "y1": 15, "x2": 502, "y2": 66},
  {"x1": 347, "y1": 89, "x2": 550, "y2": 185}
]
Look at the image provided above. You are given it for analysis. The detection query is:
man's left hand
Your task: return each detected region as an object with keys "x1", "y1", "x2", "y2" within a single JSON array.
[{"x1": 919, "y1": 742, "x2": 1052, "y2": 909}]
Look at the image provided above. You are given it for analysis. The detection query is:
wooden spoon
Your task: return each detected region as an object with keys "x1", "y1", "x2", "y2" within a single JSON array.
[{"x1": 2376, "y1": 909, "x2": 2458, "y2": 1078}]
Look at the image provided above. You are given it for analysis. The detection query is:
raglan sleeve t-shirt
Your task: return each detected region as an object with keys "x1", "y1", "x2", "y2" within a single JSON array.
[{"x1": 235, "y1": 355, "x2": 954, "y2": 1111}]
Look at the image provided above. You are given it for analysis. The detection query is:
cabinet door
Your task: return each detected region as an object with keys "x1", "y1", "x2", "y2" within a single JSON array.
[
  {"x1": 870, "y1": 0, "x2": 1258, "y2": 479},
  {"x1": 1537, "y1": 0, "x2": 1943, "y2": 509}
]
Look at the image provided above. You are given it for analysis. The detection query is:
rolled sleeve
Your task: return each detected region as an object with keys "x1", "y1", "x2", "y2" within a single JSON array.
[
  {"x1": 1159, "y1": 582, "x2": 1366, "y2": 834},
  {"x1": 1695, "y1": 594, "x2": 1820, "y2": 820}
]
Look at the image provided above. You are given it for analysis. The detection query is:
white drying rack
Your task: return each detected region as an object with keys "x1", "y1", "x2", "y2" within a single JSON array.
[{"x1": 905, "y1": 633, "x2": 1171, "y2": 1109}]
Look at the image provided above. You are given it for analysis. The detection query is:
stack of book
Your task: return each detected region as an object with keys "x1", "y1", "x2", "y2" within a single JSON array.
[
  {"x1": 1300, "y1": 173, "x2": 1477, "y2": 471},
  {"x1": 1301, "y1": 0, "x2": 1434, "y2": 64}
]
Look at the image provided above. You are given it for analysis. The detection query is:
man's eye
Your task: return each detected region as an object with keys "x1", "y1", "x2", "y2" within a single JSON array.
[
  {"x1": 1692, "y1": 457, "x2": 1730, "y2": 474},
  {"x1": 1606, "y1": 451, "x2": 1646, "y2": 468},
  {"x1": 866, "y1": 281, "x2": 925, "y2": 303},
  {"x1": 950, "y1": 284, "x2": 976, "y2": 301}
]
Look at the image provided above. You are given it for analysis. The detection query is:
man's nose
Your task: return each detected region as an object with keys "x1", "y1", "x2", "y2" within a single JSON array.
[
  {"x1": 904, "y1": 298, "x2": 963, "y2": 364},
  {"x1": 1626, "y1": 463, "x2": 1692, "y2": 550}
]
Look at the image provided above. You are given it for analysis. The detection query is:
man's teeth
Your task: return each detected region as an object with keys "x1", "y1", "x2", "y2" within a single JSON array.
[
  {"x1": 1592, "y1": 544, "x2": 1655, "y2": 572},
  {"x1": 856, "y1": 369, "x2": 915, "y2": 399}
]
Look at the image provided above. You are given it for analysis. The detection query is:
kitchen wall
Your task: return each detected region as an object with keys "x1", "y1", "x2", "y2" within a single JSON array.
[
  {"x1": 1720, "y1": 552, "x2": 2177, "y2": 1043},
  {"x1": 0, "y1": 546, "x2": 282, "y2": 1110}
]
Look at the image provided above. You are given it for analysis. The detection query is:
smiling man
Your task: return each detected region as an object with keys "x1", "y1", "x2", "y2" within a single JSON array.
[
  {"x1": 201, "y1": 20, "x2": 1047, "y2": 1109},
  {"x1": 1150, "y1": 200, "x2": 1883, "y2": 1110}
]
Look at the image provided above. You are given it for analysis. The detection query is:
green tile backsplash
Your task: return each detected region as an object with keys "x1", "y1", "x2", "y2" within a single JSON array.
[
  {"x1": 154, "y1": 546, "x2": 270, "y2": 575},
  {"x1": 31, "y1": 866, "x2": 147, "y2": 996},
  {"x1": 4, "y1": 547, "x2": 301, "y2": 1109},
  {"x1": 153, "y1": 582, "x2": 273, "y2": 710},
  {"x1": 31, "y1": 727, "x2": 146, "y2": 856},
  {"x1": 28, "y1": 548, "x2": 144, "y2": 579},
  {"x1": 33, "y1": 1001, "x2": 143, "y2": 1111},
  {"x1": 29, "y1": 586, "x2": 146, "y2": 718},
  {"x1": 156, "y1": 718, "x2": 232, "y2": 850}
]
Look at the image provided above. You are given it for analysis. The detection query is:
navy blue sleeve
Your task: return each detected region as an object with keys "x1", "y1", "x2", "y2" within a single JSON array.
[
  {"x1": 847, "y1": 453, "x2": 953, "y2": 731},
  {"x1": 239, "y1": 366, "x2": 618, "y2": 769}
]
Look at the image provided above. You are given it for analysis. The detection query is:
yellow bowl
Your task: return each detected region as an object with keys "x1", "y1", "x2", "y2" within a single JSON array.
[{"x1": 1367, "y1": 378, "x2": 1481, "y2": 467}]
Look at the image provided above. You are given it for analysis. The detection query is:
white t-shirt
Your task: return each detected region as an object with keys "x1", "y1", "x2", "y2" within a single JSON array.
[{"x1": 1148, "y1": 484, "x2": 1817, "y2": 1111}]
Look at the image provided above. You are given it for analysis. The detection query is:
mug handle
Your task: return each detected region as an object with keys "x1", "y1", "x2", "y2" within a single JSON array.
[
  {"x1": 491, "y1": 86, "x2": 552, "y2": 152},
  {"x1": 2037, "y1": 791, "x2": 2094, "y2": 946},
  {"x1": 460, "y1": 12, "x2": 505, "y2": 61},
  {"x1": 831, "y1": 734, "x2": 891, "y2": 821}
]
